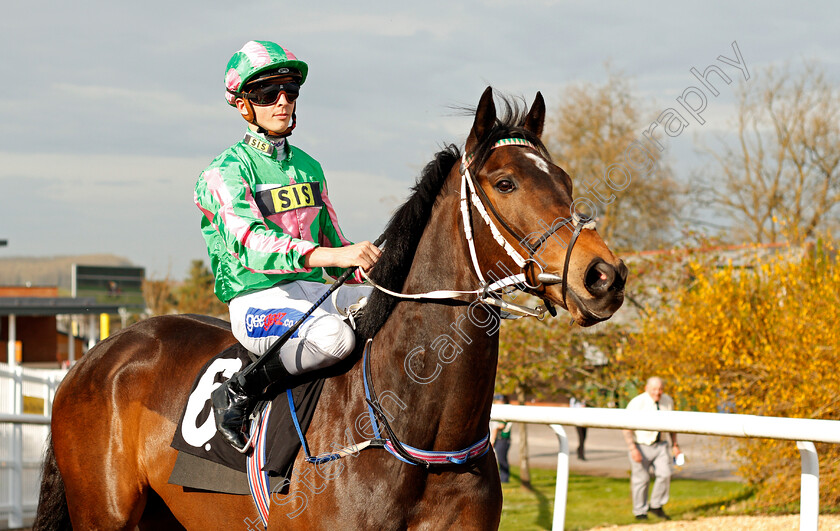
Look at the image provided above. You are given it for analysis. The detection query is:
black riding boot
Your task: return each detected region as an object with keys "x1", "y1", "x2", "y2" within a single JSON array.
[{"x1": 211, "y1": 354, "x2": 292, "y2": 451}]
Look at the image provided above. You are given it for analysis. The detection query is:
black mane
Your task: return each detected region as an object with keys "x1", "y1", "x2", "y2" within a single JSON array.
[
  {"x1": 353, "y1": 144, "x2": 459, "y2": 340},
  {"x1": 354, "y1": 92, "x2": 549, "y2": 340}
]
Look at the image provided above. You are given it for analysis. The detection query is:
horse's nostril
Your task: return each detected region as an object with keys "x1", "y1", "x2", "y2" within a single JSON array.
[
  {"x1": 584, "y1": 260, "x2": 626, "y2": 296},
  {"x1": 585, "y1": 261, "x2": 614, "y2": 295}
]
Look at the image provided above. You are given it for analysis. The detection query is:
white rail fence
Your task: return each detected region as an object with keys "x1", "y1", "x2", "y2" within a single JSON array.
[
  {"x1": 2, "y1": 370, "x2": 837, "y2": 530},
  {"x1": 0, "y1": 363, "x2": 65, "y2": 529},
  {"x1": 490, "y1": 404, "x2": 840, "y2": 531}
]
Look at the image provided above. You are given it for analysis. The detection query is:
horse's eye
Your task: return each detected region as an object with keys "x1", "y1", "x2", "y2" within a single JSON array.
[{"x1": 495, "y1": 180, "x2": 515, "y2": 193}]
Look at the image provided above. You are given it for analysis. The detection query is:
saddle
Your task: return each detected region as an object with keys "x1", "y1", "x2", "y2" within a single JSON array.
[{"x1": 169, "y1": 342, "x2": 324, "y2": 494}]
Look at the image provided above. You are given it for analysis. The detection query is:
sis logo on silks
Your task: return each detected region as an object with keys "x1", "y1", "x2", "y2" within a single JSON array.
[{"x1": 244, "y1": 308, "x2": 307, "y2": 338}]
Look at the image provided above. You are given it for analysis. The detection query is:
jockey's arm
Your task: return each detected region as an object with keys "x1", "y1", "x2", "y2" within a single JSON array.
[{"x1": 304, "y1": 241, "x2": 381, "y2": 272}]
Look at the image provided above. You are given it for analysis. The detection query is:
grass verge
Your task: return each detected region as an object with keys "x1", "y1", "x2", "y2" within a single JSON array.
[{"x1": 500, "y1": 467, "x2": 753, "y2": 530}]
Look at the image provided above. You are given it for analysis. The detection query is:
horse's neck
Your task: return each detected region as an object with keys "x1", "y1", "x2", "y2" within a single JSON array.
[{"x1": 369, "y1": 193, "x2": 500, "y2": 449}]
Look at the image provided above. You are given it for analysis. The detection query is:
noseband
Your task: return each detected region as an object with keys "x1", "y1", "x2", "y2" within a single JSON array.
[{"x1": 459, "y1": 138, "x2": 596, "y2": 310}]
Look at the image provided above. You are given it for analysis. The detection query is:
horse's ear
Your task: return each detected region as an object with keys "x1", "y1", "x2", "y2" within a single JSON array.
[
  {"x1": 524, "y1": 91, "x2": 545, "y2": 137},
  {"x1": 467, "y1": 87, "x2": 496, "y2": 151}
]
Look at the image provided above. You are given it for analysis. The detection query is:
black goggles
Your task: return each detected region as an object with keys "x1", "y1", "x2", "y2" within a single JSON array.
[{"x1": 243, "y1": 81, "x2": 300, "y2": 106}]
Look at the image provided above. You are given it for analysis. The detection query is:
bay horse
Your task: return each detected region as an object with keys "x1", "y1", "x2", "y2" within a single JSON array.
[{"x1": 34, "y1": 88, "x2": 626, "y2": 530}]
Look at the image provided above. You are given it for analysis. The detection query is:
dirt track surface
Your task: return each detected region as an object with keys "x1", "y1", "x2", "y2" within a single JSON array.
[{"x1": 589, "y1": 514, "x2": 840, "y2": 530}]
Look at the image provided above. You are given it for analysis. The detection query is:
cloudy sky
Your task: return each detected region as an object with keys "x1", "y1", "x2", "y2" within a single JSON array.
[{"x1": 1, "y1": 1, "x2": 838, "y2": 279}]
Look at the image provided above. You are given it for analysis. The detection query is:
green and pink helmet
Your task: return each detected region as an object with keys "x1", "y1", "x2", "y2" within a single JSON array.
[{"x1": 224, "y1": 40, "x2": 309, "y2": 106}]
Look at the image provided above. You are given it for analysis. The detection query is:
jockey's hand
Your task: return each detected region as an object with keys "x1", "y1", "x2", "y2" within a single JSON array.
[{"x1": 304, "y1": 241, "x2": 382, "y2": 272}]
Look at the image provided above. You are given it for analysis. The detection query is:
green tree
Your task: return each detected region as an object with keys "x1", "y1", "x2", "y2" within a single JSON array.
[
  {"x1": 496, "y1": 295, "x2": 640, "y2": 485},
  {"x1": 497, "y1": 315, "x2": 572, "y2": 488},
  {"x1": 177, "y1": 260, "x2": 227, "y2": 316},
  {"x1": 496, "y1": 317, "x2": 572, "y2": 402},
  {"x1": 142, "y1": 278, "x2": 177, "y2": 316}
]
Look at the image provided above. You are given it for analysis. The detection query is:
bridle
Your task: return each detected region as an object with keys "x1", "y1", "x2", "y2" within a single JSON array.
[
  {"x1": 289, "y1": 138, "x2": 599, "y2": 470},
  {"x1": 459, "y1": 137, "x2": 596, "y2": 311},
  {"x1": 360, "y1": 137, "x2": 596, "y2": 318}
]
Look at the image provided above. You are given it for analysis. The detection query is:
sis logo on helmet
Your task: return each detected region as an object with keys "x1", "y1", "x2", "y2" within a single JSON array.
[{"x1": 224, "y1": 40, "x2": 309, "y2": 105}]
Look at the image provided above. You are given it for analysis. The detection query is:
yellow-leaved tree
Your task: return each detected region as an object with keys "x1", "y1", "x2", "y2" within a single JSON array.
[
  {"x1": 620, "y1": 239, "x2": 840, "y2": 508},
  {"x1": 496, "y1": 315, "x2": 572, "y2": 488}
]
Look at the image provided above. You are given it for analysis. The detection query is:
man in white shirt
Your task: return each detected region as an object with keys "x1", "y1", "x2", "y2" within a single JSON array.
[{"x1": 622, "y1": 377, "x2": 682, "y2": 520}]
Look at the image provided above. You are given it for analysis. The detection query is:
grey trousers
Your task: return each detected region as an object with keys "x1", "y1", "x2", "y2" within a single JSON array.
[{"x1": 629, "y1": 441, "x2": 672, "y2": 516}]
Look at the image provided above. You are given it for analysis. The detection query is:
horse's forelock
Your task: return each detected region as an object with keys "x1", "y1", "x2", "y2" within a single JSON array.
[{"x1": 469, "y1": 93, "x2": 551, "y2": 175}]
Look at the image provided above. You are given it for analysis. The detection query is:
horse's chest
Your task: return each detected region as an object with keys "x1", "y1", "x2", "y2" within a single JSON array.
[{"x1": 279, "y1": 456, "x2": 502, "y2": 530}]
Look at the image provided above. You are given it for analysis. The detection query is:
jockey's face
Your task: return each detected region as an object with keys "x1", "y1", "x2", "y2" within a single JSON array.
[{"x1": 236, "y1": 77, "x2": 298, "y2": 135}]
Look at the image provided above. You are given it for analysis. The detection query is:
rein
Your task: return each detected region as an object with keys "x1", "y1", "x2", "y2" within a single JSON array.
[{"x1": 286, "y1": 138, "x2": 597, "y2": 470}]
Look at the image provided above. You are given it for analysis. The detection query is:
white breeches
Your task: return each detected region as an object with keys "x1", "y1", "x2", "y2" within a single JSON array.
[{"x1": 229, "y1": 280, "x2": 372, "y2": 375}]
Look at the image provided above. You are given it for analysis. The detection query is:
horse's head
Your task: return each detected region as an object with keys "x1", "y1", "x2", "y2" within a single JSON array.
[{"x1": 462, "y1": 87, "x2": 626, "y2": 326}]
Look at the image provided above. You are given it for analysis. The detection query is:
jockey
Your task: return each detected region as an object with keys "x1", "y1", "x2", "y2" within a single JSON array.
[{"x1": 195, "y1": 40, "x2": 380, "y2": 451}]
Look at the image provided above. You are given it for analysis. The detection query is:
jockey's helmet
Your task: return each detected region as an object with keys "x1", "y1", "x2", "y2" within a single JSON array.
[{"x1": 224, "y1": 40, "x2": 308, "y2": 106}]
